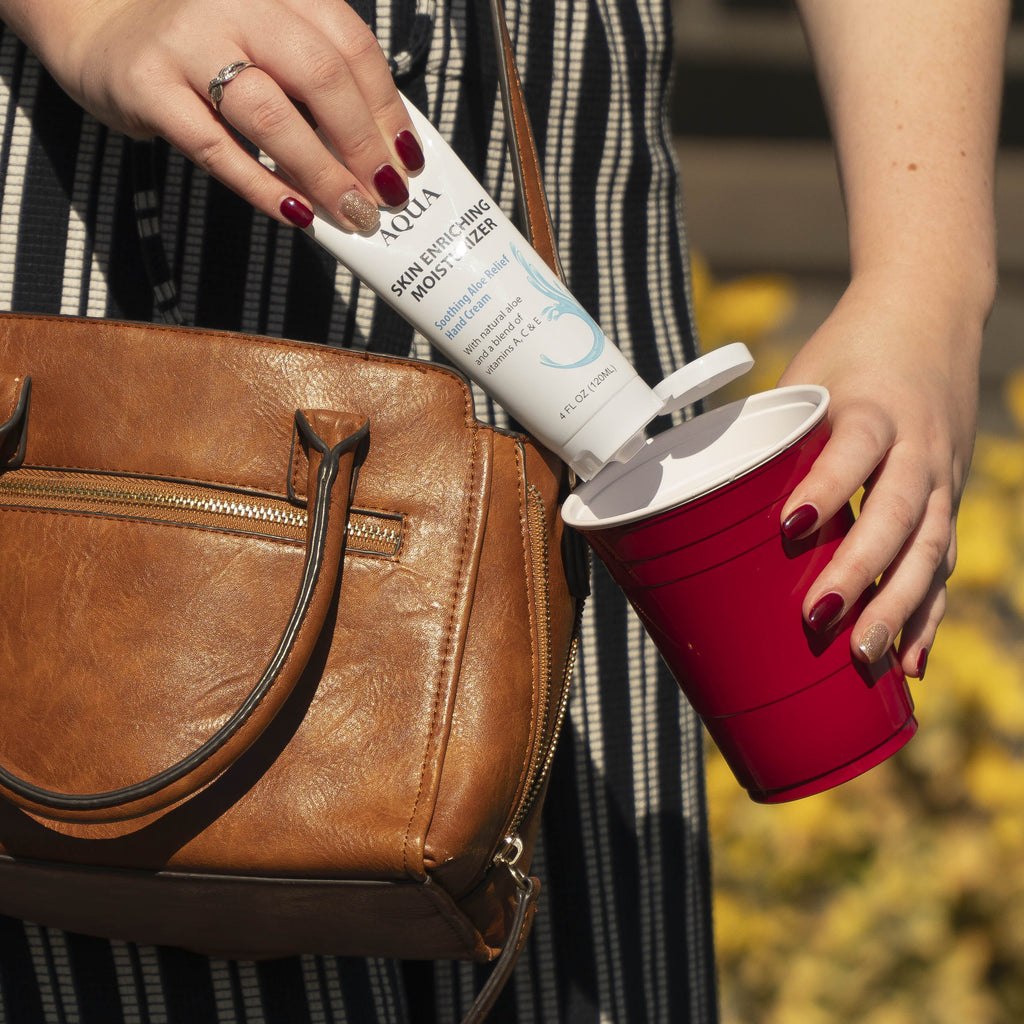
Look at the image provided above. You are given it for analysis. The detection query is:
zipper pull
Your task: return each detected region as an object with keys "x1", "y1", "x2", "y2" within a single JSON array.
[
  {"x1": 467, "y1": 834, "x2": 540, "y2": 1024},
  {"x1": 493, "y1": 835, "x2": 530, "y2": 892}
]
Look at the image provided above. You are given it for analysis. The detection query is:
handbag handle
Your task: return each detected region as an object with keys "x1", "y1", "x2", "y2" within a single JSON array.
[
  {"x1": 489, "y1": 0, "x2": 562, "y2": 280},
  {"x1": 0, "y1": 381, "x2": 369, "y2": 823},
  {"x1": 450, "y1": 6, "x2": 562, "y2": 1023}
]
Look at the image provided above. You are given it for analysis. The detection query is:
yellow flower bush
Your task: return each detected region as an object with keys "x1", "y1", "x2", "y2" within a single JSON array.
[{"x1": 693, "y1": 258, "x2": 1024, "y2": 1024}]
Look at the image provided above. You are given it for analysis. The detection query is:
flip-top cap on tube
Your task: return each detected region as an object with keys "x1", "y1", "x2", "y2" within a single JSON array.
[
  {"x1": 652, "y1": 343, "x2": 755, "y2": 415},
  {"x1": 558, "y1": 377, "x2": 662, "y2": 480},
  {"x1": 563, "y1": 343, "x2": 756, "y2": 479}
]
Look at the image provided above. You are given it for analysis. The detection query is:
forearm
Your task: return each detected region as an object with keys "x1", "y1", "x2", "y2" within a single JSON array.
[{"x1": 796, "y1": 0, "x2": 1007, "y2": 322}]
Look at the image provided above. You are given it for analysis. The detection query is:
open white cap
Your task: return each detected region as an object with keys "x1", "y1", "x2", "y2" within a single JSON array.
[
  {"x1": 652, "y1": 342, "x2": 755, "y2": 415},
  {"x1": 558, "y1": 343, "x2": 755, "y2": 480},
  {"x1": 559, "y1": 376, "x2": 663, "y2": 480}
]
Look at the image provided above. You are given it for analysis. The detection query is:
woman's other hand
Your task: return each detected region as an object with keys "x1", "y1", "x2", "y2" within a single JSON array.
[
  {"x1": 778, "y1": 267, "x2": 985, "y2": 678},
  {"x1": 788, "y1": 0, "x2": 1006, "y2": 678},
  {"x1": 3, "y1": 0, "x2": 424, "y2": 230}
]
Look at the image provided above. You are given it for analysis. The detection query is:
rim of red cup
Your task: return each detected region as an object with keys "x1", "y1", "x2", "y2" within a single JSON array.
[{"x1": 563, "y1": 384, "x2": 830, "y2": 530}]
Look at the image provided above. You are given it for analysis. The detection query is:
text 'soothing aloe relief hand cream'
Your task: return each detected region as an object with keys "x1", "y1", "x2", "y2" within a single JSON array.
[{"x1": 305, "y1": 99, "x2": 675, "y2": 479}]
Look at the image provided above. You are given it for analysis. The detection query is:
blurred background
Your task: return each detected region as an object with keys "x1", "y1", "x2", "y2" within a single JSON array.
[{"x1": 669, "y1": 2, "x2": 1024, "y2": 1022}]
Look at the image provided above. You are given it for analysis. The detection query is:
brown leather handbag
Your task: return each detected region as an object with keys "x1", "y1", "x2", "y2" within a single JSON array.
[{"x1": 0, "y1": 3, "x2": 583, "y2": 1020}]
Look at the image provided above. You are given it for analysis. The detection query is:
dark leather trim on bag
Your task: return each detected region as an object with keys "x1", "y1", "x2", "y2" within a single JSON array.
[{"x1": 0, "y1": 375, "x2": 30, "y2": 470}]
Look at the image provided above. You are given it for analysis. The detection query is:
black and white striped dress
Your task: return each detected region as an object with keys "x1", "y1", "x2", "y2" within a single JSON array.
[{"x1": 0, "y1": 1, "x2": 718, "y2": 1020}]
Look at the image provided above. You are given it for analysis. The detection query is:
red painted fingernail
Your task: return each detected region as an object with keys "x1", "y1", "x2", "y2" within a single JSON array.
[
  {"x1": 373, "y1": 164, "x2": 409, "y2": 207},
  {"x1": 915, "y1": 647, "x2": 929, "y2": 680},
  {"x1": 280, "y1": 196, "x2": 314, "y2": 228},
  {"x1": 807, "y1": 592, "x2": 845, "y2": 632},
  {"x1": 782, "y1": 503, "x2": 818, "y2": 540},
  {"x1": 395, "y1": 130, "x2": 424, "y2": 172}
]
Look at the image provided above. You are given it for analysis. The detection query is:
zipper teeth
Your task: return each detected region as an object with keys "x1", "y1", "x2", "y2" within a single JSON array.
[
  {"x1": 0, "y1": 477, "x2": 308, "y2": 527},
  {"x1": 521, "y1": 485, "x2": 552, "y2": 809},
  {"x1": 505, "y1": 483, "x2": 582, "y2": 842},
  {"x1": 345, "y1": 514, "x2": 402, "y2": 554},
  {"x1": 0, "y1": 474, "x2": 403, "y2": 552},
  {"x1": 510, "y1": 627, "x2": 579, "y2": 837}
]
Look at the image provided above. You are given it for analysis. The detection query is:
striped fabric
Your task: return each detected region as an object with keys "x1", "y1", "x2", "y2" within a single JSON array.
[{"x1": 0, "y1": 1, "x2": 718, "y2": 1020}]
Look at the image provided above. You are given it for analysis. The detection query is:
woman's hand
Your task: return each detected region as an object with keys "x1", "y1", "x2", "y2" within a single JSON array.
[
  {"x1": 4, "y1": 0, "x2": 423, "y2": 230},
  {"x1": 777, "y1": 266, "x2": 985, "y2": 678},
  {"x1": 788, "y1": 0, "x2": 1005, "y2": 679}
]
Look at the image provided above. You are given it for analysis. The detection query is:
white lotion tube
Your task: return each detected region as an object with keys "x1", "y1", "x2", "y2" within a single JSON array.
[{"x1": 304, "y1": 99, "x2": 664, "y2": 480}]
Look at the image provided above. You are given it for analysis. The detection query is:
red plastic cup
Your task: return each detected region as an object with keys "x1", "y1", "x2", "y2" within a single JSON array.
[{"x1": 562, "y1": 384, "x2": 916, "y2": 803}]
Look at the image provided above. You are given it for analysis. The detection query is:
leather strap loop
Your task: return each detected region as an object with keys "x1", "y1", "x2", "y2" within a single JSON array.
[
  {"x1": 488, "y1": 0, "x2": 563, "y2": 281},
  {"x1": 457, "y1": 8, "x2": 564, "y2": 1020},
  {"x1": 462, "y1": 875, "x2": 541, "y2": 1024}
]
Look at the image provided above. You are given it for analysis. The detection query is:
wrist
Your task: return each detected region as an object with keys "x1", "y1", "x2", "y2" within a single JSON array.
[
  {"x1": 849, "y1": 250, "x2": 997, "y2": 336},
  {"x1": 845, "y1": 185, "x2": 999, "y2": 331},
  {"x1": 837, "y1": 262, "x2": 989, "y2": 389}
]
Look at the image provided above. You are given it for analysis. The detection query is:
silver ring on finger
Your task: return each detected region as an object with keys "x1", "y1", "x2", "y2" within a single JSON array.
[{"x1": 207, "y1": 60, "x2": 258, "y2": 111}]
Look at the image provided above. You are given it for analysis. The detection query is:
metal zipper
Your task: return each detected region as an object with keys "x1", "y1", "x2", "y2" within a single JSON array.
[
  {"x1": 343, "y1": 509, "x2": 404, "y2": 557},
  {"x1": 504, "y1": 623, "x2": 580, "y2": 842},
  {"x1": 519, "y1": 484, "x2": 553, "y2": 802},
  {"x1": 0, "y1": 468, "x2": 403, "y2": 555},
  {"x1": 497, "y1": 483, "x2": 583, "y2": 854},
  {"x1": 493, "y1": 835, "x2": 530, "y2": 892}
]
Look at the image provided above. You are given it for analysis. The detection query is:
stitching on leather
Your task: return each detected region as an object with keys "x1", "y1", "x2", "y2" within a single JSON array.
[
  {"x1": 1, "y1": 315, "x2": 479, "y2": 429},
  {"x1": 1, "y1": 318, "x2": 481, "y2": 491},
  {"x1": 402, "y1": 429, "x2": 479, "y2": 877}
]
